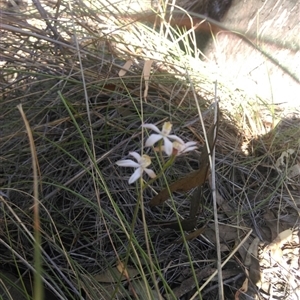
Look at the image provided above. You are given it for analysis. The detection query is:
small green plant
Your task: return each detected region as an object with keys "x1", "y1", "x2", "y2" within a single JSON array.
[
  {"x1": 114, "y1": 121, "x2": 199, "y2": 298},
  {"x1": 116, "y1": 121, "x2": 198, "y2": 185}
]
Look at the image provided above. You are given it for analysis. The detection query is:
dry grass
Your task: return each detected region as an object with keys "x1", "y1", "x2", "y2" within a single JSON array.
[{"x1": 0, "y1": 1, "x2": 299, "y2": 299}]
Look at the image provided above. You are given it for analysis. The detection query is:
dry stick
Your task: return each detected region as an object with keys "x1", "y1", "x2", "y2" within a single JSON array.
[
  {"x1": 17, "y1": 104, "x2": 44, "y2": 300},
  {"x1": 188, "y1": 75, "x2": 217, "y2": 300},
  {"x1": 32, "y1": 0, "x2": 66, "y2": 43},
  {"x1": 190, "y1": 87, "x2": 224, "y2": 299},
  {"x1": 210, "y1": 83, "x2": 223, "y2": 300},
  {"x1": 189, "y1": 80, "x2": 224, "y2": 299},
  {"x1": 0, "y1": 24, "x2": 71, "y2": 47}
]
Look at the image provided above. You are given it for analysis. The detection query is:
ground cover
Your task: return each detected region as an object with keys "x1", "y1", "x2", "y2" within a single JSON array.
[{"x1": 0, "y1": 1, "x2": 299, "y2": 299}]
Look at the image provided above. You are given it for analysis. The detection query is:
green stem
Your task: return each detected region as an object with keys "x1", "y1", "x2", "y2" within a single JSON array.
[{"x1": 142, "y1": 154, "x2": 176, "y2": 191}]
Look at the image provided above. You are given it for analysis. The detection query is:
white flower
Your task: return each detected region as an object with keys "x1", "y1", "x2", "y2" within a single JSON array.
[
  {"x1": 157, "y1": 140, "x2": 198, "y2": 156},
  {"x1": 172, "y1": 140, "x2": 198, "y2": 156},
  {"x1": 116, "y1": 152, "x2": 156, "y2": 184},
  {"x1": 142, "y1": 122, "x2": 183, "y2": 156}
]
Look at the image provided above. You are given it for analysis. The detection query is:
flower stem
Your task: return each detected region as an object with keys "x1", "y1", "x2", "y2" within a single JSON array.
[{"x1": 142, "y1": 154, "x2": 176, "y2": 191}]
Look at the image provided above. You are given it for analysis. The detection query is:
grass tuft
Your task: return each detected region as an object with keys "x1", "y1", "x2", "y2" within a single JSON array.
[{"x1": 0, "y1": 1, "x2": 299, "y2": 299}]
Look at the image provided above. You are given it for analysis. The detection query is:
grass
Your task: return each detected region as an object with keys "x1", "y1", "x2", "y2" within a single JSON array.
[{"x1": 0, "y1": 0, "x2": 299, "y2": 299}]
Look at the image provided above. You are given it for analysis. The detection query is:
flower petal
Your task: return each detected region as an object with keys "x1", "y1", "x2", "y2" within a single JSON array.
[
  {"x1": 181, "y1": 145, "x2": 198, "y2": 154},
  {"x1": 184, "y1": 141, "x2": 198, "y2": 147},
  {"x1": 142, "y1": 123, "x2": 161, "y2": 134},
  {"x1": 172, "y1": 140, "x2": 198, "y2": 155},
  {"x1": 144, "y1": 168, "x2": 156, "y2": 179},
  {"x1": 128, "y1": 167, "x2": 143, "y2": 184},
  {"x1": 145, "y1": 134, "x2": 163, "y2": 147},
  {"x1": 163, "y1": 137, "x2": 173, "y2": 156},
  {"x1": 129, "y1": 151, "x2": 141, "y2": 162},
  {"x1": 168, "y1": 134, "x2": 184, "y2": 144},
  {"x1": 116, "y1": 159, "x2": 140, "y2": 168}
]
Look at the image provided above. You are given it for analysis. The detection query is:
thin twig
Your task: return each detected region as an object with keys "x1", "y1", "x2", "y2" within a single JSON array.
[
  {"x1": 32, "y1": 0, "x2": 65, "y2": 42},
  {"x1": 211, "y1": 82, "x2": 224, "y2": 300}
]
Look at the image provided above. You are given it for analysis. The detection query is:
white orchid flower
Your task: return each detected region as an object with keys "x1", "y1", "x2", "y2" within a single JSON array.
[
  {"x1": 142, "y1": 122, "x2": 184, "y2": 156},
  {"x1": 116, "y1": 152, "x2": 156, "y2": 184},
  {"x1": 172, "y1": 140, "x2": 198, "y2": 156},
  {"x1": 156, "y1": 140, "x2": 198, "y2": 156}
]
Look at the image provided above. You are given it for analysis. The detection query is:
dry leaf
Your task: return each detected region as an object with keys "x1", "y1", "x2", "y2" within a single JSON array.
[
  {"x1": 288, "y1": 162, "x2": 300, "y2": 178},
  {"x1": 244, "y1": 237, "x2": 259, "y2": 266},
  {"x1": 237, "y1": 271, "x2": 249, "y2": 295},
  {"x1": 249, "y1": 257, "x2": 261, "y2": 285},
  {"x1": 266, "y1": 228, "x2": 293, "y2": 250},
  {"x1": 242, "y1": 237, "x2": 261, "y2": 286},
  {"x1": 143, "y1": 60, "x2": 153, "y2": 81},
  {"x1": 264, "y1": 229, "x2": 293, "y2": 263},
  {"x1": 275, "y1": 149, "x2": 295, "y2": 169},
  {"x1": 94, "y1": 266, "x2": 139, "y2": 283},
  {"x1": 235, "y1": 270, "x2": 249, "y2": 299},
  {"x1": 154, "y1": 217, "x2": 197, "y2": 231},
  {"x1": 175, "y1": 224, "x2": 206, "y2": 243},
  {"x1": 143, "y1": 60, "x2": 153, "y2": 99},
  {"x1": 208, "y1": 269, "x2": 241, "y2": 282},
  {"x1": 118, "y1": 59, "x2": 133, "y2": 77},
  {"x1": 80, "y1": 274, "x2": 127, "y2": 299},
  {"x1": 173, "y1": 267, "x2": 216, "y2": 298},
  {"x1": 263, "y1": 210, "x2": 278, "y2": 241},
  {"x1": 150, "y1": 164, "x2": 210, "y2": 206},
  {"x1": 116, "y1": 261, "x2": 129, "y2": 280},
  {"x1": 132, "y1": 279, "x2": 163, "y2": 300},
  {"x1": 204, "y1": 224, "x2": 238, "y2": 244}
]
